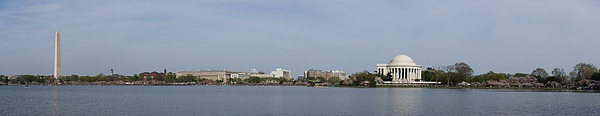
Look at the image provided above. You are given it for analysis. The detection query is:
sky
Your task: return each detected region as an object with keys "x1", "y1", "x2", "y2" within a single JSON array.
[{"x1": 1, "y1": 0, "x2": 599, "y2": 77}]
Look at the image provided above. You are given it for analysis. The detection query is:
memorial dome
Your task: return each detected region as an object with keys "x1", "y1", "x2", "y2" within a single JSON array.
[{"x1": 388, "y1": 55, "x2": 416, "y2": 66}]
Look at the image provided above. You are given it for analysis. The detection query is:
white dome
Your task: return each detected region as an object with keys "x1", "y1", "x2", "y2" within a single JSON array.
[{"x1": 388, "y1": 55, "x2": 417, "y2": 66}]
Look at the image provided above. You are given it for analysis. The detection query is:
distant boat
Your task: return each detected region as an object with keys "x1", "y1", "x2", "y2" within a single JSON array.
[{"x1": 25, "y1": 85, "x2": 29, "y2": 88}]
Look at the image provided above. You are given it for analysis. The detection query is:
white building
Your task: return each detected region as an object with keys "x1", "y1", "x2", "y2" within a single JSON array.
[
  {"x1": 330, "y1": 70, "x2": 349, "y2": 80},
  {"x1": 377, "y1": 55, "x2": 422, "y2": 83},
  {"x1": 271, "y1": 68, "x2": 291, "y2": 79},
  {"x1": 304, "y1": 69, "x2": 349, "y2": 80}
]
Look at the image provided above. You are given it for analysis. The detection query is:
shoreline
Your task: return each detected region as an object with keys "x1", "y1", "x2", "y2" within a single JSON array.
[{"x1": 4, "y1": 84, "x2": 599, "y2": 92}]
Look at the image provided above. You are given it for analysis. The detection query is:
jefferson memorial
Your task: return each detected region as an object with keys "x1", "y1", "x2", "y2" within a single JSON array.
[{"x1": 377, "y1": 55, "x2": 426, "y2": 84}]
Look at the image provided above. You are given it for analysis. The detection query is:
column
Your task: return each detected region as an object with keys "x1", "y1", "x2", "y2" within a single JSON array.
[
  {"x1": 392, "y1": 68, "x2": 396, "y2": 80},
  {"x1": 413, "y1": 68, "x2": 417, "y2": 80},
  {"x1": 395, "y1": 68, "x2": 398, "y2": 80},
  {"x1": 411, "y1": 68, "x2": 414, "y2": 81},
  {"x1": 418, "y1": 69, "x2": 421, "y2": 80},
  {"x1": 400, "y1": 68, "x2": 404, "y2": 80},
  {"x1": 409, "y1": 68, "x2": 411, "y2": 80},
  {"x1": 408, "y1": 68, "x2": 412, "y2": 81},
  {"x1": 405, "y1": 68, "x2": 408, "y2": 80},
  {"x1": 411, "y1": 68, "x2": 415, "y2": 81},
  {"x1": 404, "y1": 68, "x2": 407, "y2": 80}
]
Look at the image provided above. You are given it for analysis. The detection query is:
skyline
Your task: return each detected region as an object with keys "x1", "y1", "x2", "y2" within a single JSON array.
[{"x1": 1, "y1": 1, "x2": 599, "y2": 76}]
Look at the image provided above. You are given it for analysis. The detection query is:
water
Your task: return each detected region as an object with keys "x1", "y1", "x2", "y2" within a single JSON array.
[{"x1": 1, "y1": 86, "x2": 598, "y2": 116}]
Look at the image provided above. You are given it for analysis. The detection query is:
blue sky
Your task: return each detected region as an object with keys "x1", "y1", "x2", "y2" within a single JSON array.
[{"x1": 1, "y1": 0, "x2": 599, "y2": 76}]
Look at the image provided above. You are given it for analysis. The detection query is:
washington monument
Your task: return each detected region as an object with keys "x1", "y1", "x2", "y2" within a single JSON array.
[{"x1": 54, "y1": 30, "x2": 61, "y2": 79}]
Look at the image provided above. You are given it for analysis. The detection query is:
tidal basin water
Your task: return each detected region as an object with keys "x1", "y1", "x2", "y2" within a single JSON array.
[{"x1": 1, "y1": 86, "x2": 599, "y2": 116}]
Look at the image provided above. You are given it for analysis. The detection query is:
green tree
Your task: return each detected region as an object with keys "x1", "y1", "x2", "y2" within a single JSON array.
[
  {"x1": 96, "y1": 74, "x2": 105, "y2": 82},
  {"x1": 130, "y1": 74, "x2": 140, "y2": 82},
  {"x1": 278, "y1": 77, "x2": 287, "y2": 85},
  {"x1": 454, "y1": 62, "x2": 474, "y2": 82},
  {"x1": 327, "y1": 77, "x2": 341, "y2": 84},
  {"x1": 306, "y1": 77, "x2": 316, "y2": 81},
  {"x1": 20, "y1": 75, "x2": 35, "y2": 84},
  {"x1": 351, "y1": 70, "x2": 377, "y2": 87},
  {"x1": 514, "y1": 73, "x2": 529, "y2": 77},
  {"x1": 551, "y1": 68, "x2": 566, "y2": 82},
  {"x1": 71, "y1": 74, "x2": 80, "y2": 81},
  {"x1": 228, "y1": 78, "x2": 243, "y2": 84},
  {"x1": 178, "y1": 74, "x2": 197, "y2": 82},
  {"x1": 36, "y1": 76, "x2": 47, "y2": 83},
  {"x1": 246, "y1": 76, "x2": 263, "y2": 83},
  {"x1": 569, "y1": 63, "x2": 598, "y2": 81},
  {"x1": 422, "y1": 67, "x2": 445, "y2": 82},
  {"x1": 591, "y1": 73, "x2": 600, "y2": 81},
  {"x1": 531, "y1": 68, "x2": 549, "y2": 78},
  {"x1": 316, "y1": 77, "x2": 326, "y2": 82},
  {"x1": 380, "y1": 72, "x2": 393, "y2": 81},
  {"x1": 531, "y1": 68, "x2": 549, "y2": 83},
  {"x1": 2, "y1": 76, "x2": 7, "y2": 84},
  {"x1": 165, "y1": 72, "x2": 177, "y2": 82},
  {"x1": 443, "y1": 65, "x2": 455, "y2": 86}
]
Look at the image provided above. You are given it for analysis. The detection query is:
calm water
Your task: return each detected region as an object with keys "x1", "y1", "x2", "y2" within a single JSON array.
[{"x1": 1, "y1": 86, "x2": 598, "y2": 116}]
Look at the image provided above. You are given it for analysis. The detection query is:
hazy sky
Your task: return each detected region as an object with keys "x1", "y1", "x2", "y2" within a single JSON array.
[{"x1": 1, "y1": 0, "x2": 599, "y2": 76}]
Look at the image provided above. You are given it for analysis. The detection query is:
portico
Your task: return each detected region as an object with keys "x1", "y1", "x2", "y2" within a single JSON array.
[{"x1": 377, "y1": 55, "x2": 422, "y2": 83}]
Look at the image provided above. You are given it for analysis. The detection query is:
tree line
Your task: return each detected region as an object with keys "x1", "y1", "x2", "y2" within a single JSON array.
[
  {"x1": 420, "y1": 62, "x2": 600, "y2": 89},
  {"x1": 2, "y1": 62, "x2": 599, "y2": 89}
]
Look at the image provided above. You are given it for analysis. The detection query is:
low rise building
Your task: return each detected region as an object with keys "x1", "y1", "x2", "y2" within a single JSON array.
[
  {"x1": 176, "y1": 69, "x2": 244, "y2": 81},
  {"x1": 177, "y1": 68, "x2": 293, "y2": 81},
  {"x1": 304, "y1": 69, "x2": 349, "y2": 80}
]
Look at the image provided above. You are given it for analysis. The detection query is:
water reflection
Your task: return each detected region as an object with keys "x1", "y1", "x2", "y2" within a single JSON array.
[
  {"x1": 374, "y1": 88, "x2": 420, "y2": 115},
  {"x1": 52, "y1": 87, "x2": 61, "y2": 116}
]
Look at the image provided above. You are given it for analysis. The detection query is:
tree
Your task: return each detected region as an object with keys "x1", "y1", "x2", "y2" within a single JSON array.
[
  {"x1": 177, "y1": 74, "x2": 197, "y2": 82},
  {"x1": 246, "y1": 76, "x2": 263, "y2": 83},
  {"x1": 380, "y1": 72, "x2": 393, "y2": 81},
  {"x1": 71, "y1": 74, "x2": 80, "y2": 81},
  {"x1": 454, "y1": 62, "x2": 473, "y2": 82},
  {"x1": 2, "y1": 76, "x2": 7, "y2": 84},
  {"x1": 531, "y1": 68, "x2": 549, "y2": 83},
  {"x1": 474, "y1": 71, "x2": 507, "y2": 82},
  {"x1": 531, "y1": 68, "x2": 549, "y2": 78},
  {"x1": 165, "y1": 72, "x2": 176, "y2": 82},
  {"x1": 20, "y1": 75, "x2": 35, "y2": 84},
  {"x1": 327, "y1": 77, "x2": 341, "y2": 84},
  {"x1": 569, "y1": 63, "x2": 598, "y2": 81},
  {"x1": 592, "y1": 73, "x2": 600, "y2": 81},
  {"x1": 443, "y1": 65, "x2": 455, "y2": 86},
  {"x1": 306, "y1": 77, "x2": 316, "y2": 81},
  {"x1": 552, "y1": 68, "x2": 566, "y2": 80},
  {"x1": 128, "y1": 74, "x2": 140, "y2": 82},
  {"x1": 351, "y1": 70, "x2": 377, "y2": 87},
  {"x1": 316, "y1": 77, "x2": 326, "y2": 82},
  {"x1": 514, "y1": 73, "x2": 528, "y2": 77},
  {"x1": 227, "y1": 78, "x2": 243, "y2": 84}
]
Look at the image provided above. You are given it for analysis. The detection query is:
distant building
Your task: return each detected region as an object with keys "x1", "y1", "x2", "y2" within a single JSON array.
[
  {"x1": 140, "y1": 71, "x2": 165, "y2": 79},
  {"x1": 304, "y1": 69, "x2": 349, "y2": 80},
  {"x1": 176, "y1": 69, "x2": 247, "y2": 81},
  {"x1": 140, "y1": 69, "x2": 167, "y2": 79},
  {"x1": 177, "y1": 68, "x2": 292, "y2": 81},
  {"x1": 271, "y1": 68, "x2": 291, "y2": 79},
  {"x1": 250, "y1": 73, "x2": 275, "y2": 78}
]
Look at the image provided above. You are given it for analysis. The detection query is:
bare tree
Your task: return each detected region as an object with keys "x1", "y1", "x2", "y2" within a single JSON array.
[{"x1": 443, "y1": 65, "x2": 455, "y2": 86}]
